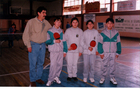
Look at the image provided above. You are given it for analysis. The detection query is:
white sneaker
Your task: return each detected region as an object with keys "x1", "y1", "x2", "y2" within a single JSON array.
[
  {"x1": 89, "y1": 78, "x2": 95, "y2": 83},
  {"x1": 46, "y1": 81, "x2": 52, "y2": 86},
  {"x1": 54, "y1": 77, "x2": 61, "y2": 84},
  {"x1": 110, "y1": 77, "x2": 117, "y2": 85},
  {"x1": 83, "y1": 78, "x2": 87, "y2": 82},
  {"x1": 99, "y1": 78, "x2": 105, "y2": 84}
]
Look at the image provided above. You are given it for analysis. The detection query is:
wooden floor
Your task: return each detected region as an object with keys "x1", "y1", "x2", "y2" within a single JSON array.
[
  {"x1": 0, "y1": 37, "x2": 139, "y2": 86},
  {"x1": 0, "y1": 40, "x2": 50, "y2": 86}
]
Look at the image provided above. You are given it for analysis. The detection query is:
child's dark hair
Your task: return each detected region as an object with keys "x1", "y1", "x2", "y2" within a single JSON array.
[
  {"x1": 36, "y1": 6, "x2": 47, "y2": 16},
  {"x1": 106, "y1": 18, "x2": 114, "y2": 23},
  {"x1": 71, "y1": 17, "x2": 79, "y2": 24},
  {"x1": 54, "y1": 17, "x2": 61, "y2": 22},
  {"x1": 86, "y1": 20, "x2": 94, "y2": 25},
  {"x1": 11, "y1": 23, "x2": 16, "y2": 28}
]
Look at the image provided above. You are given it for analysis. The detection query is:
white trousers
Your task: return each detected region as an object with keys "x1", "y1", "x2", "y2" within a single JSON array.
[
  {"x1": 101, "y1": 53, "x2": 116, "y2": 79},
  {"x1": 48, "y1": 52, "x2": 63, "y2": 82},
  {"x1": 83, "y1": 54, "x2": 96, "y2": 78},
  {"x1": 66, "y1": 52, "x2": 79, "y2": 77}
]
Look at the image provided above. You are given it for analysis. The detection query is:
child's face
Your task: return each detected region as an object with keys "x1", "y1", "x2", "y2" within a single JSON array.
[
  {"x1": 106, "y1": 21, "x2": 114, "y2": 30},
  {"x1": 12, "y1": 25, "x2": 15, "y2": 29},
  {"x1": 72, "y1": 20, "x2": 78, "y2": 28},
  {"x1": 54, "y1": 20, "x2": 61, "y2": 28},
  {"x1": 87, "y1": 22, "x2": 94, "y2": 30}
]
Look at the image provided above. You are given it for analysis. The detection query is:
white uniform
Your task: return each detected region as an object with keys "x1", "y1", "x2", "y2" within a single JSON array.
[
  {"x1": 64, "y1": 27, "x2": 83, "y2": 77},
  {"x1": 81, "y1": 29, "x2": 99, "y2": 78}
]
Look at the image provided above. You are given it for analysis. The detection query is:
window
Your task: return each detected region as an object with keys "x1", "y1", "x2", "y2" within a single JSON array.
[
  {"x1": 113, "y1": 0, "x2": 140, "y2": 11},
  {"x1": 84, "y1": 0, "x2": 111, "y2": 12},
  {"x1": 63, "y1": 0, "x2": 140, "y2": 15},
  {"x1": 63, "y1": 0, "x2": 82, "y2": 15}
]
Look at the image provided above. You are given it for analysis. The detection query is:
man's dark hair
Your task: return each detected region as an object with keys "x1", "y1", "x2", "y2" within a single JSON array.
[
  {"x1": 36, "y1": 6, "x2": 47, "y2": 16},
  {"x1": 106, "y1": 18, "x2": 114, "y2": 23},
  {"x1": 86, "y1": 20, "x2": 94, "y2": 25},
  {"x1": 71, "y1": 17, "x2": 79, "y2": 24},
  {"x1": 54, "y1": 17, "x2": 61, "y2": 22}
]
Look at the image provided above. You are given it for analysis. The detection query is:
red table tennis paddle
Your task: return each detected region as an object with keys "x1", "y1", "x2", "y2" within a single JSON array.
[
  {"x1": 53, "y1": 32, "x2": 60, "y2": 40},
  {"x1": 90, "y1": 40, "x2": 96, "y2": 47},
  {"x1": 70, "y1": 43, "x2": 77, "y2": 50}
]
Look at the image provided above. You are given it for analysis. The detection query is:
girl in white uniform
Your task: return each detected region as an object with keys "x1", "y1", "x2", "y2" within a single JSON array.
[
  {"x1": 46, "y1": 17, "x2": 67, "y2": 86},
  {"x1": 81, "y1": 20, "x2": 99, "y2": 83},
  {"x1": 64, "y1": 17, "x2": 83, "y2": 81}
]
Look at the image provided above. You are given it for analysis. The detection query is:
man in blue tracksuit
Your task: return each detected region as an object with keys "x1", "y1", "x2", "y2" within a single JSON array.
[
  {"x1": 46, "y1": 17, "x2": 68, "y2": 86},
  {"x1": 98, "y1": 18, "x2": 121, "y2": 85}
]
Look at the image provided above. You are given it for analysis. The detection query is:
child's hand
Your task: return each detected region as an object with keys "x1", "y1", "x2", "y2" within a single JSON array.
[
  {"x1": 88, "y1": 47, "x2": 93, "y2": 51},
  {"x1": 79, "y1": 53, "x2": 82, "y2": 56},
  {"x1": 28, "y1": 47, "x2": 32, "y2": 52},
  {"x1": 68, "y1": 47, "x2": 72, "y2": 51},
  {"x1": 100, "y1": 55, "x2": 104, "y2": 59},
  {"x1": 96, "y1": 51, "x2": 99, "y2": 55},
  {"x1": 116, "y1": 55, "x2": 119, "y2": 58},
  {"x1": 63, "y1": 53, "x2": 66, "y2": 57},
  {"x1": 55, "y1": 39, "x2": 61, "y2": 43}
]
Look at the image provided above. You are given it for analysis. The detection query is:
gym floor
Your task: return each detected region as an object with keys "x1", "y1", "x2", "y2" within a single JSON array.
[{"x1": 0, "y1": 37, "x2": 140, "y2": 87}]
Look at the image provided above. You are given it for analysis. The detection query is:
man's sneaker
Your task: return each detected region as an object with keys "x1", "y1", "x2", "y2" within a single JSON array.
[
  {"x1": 83, "y1": 78, "x2": 87, "y2": 82},
  {"x1": 99, "y1": 78, "x2": 105, "y2": 84},
  {"x1": 46, "y1": 81, "x2": 52, "y2": 86},
  {"x1": 54, "y1": 77, "x2": 61, "y2": 84},
  {"x1": 73, "y1": 77, "x2": 78, "y2": 81},
  {"x1": 67, "y1": 77, "x2": 72, "y2": 81},
  {"x1": 110, "y1": 77, "x2": 117, "y2": 85},
  {"x1": 89, "y1": 78, "x2": 95, "y2": 83}
]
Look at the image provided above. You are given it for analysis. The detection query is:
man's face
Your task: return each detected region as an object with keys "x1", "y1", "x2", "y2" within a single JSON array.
[
  {"x1": 72, "y1": 20, "x2": 78, "y2": 28},
  {"x1": 38, "y1": 10, "x2": 46, "y2": 20},
  {"x1": 54, "y1": 20, "x2": 61, "y2": 28},
  {"x1": 106, "y1": 21, "x2": 114, "y2": 30}
]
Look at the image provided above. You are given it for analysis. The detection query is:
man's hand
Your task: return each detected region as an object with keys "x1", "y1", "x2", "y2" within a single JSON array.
[
  {"x1": 55, "y1": 39, "x2": 61, "y2": 43},
  {"x1": 88, "y1": 47, "x2": 93, "y2": 51},
  {"x1": 68, "y1": 47, "x2": 72, "y2": 51},
  {"x1": 28, "y1": 47, "x2": 32, "y2": 52},
  {"x1": 79, "y1": 53, "x2": 82, "y2": 56},
  {"x1": 63, "y1": 53, "x2": 66, "y2": 57},
  {"x1": 100, "y1": 55, "x2": 104, "y2": 59}
]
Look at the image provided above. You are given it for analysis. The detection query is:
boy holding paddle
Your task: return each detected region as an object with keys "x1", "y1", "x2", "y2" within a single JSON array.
[
  {"x1": 45, "y1": 17, "x2": 68, "y2": 86},
  {"x1": 98, "y1": 18, "x2": 121, "y2": 85},
  {"x1": 81, "y1": 20, "x2": 99, "y2": 83}
]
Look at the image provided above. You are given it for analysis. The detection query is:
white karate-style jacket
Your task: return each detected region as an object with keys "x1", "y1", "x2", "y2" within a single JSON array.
[{"x1": 81, "y1": 29, "x2": 99, "y2": 55}]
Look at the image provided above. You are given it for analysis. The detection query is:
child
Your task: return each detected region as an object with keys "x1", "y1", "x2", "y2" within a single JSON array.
[
  {"x1": 81, "y1": 20, "x2": 99, "y2": 83},
  {"x1": 64, "y1": 17, "x2": 83, "y2": 81},
  {"x1": 98, "y1": 18, "x2": 121, "y2": 85},
  {"x1": 8, "y1": 23, "x2": 16, "y2": 48},
  {"x1": 46, "y1": 17, "x2": 68, "y2": 86}
]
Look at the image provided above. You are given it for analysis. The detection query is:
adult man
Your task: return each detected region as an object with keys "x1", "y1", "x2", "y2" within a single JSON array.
[{"x1": 22, "y1": 6, "x2": 52, "y2": 86}]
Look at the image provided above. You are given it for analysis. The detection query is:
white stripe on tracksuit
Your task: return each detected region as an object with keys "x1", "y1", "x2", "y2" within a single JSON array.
[
  {"x1": 64, "y1": 27, "x2": 83, "y2": 77},
  {"x1": 81, "y1": 29, "x2": 99, "y2": 78}
]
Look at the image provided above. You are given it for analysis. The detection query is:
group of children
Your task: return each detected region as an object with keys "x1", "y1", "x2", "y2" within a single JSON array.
[{"x1": 45, "y1": 17, "x2": 121, "y2": 86}]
